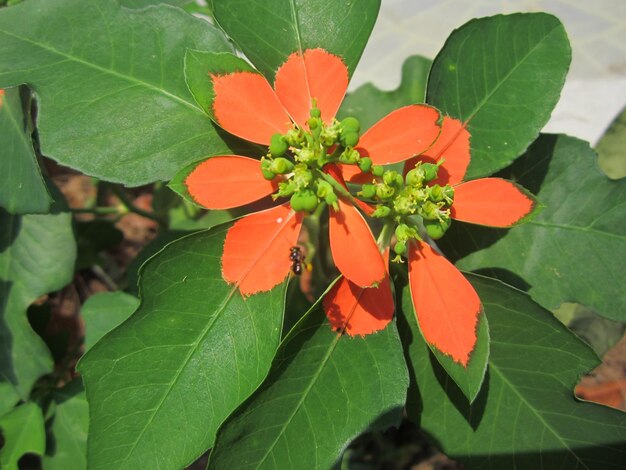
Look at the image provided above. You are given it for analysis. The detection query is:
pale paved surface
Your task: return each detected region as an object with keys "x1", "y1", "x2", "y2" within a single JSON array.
[{"x1": 351, "y1": 0, "x2": 626, "y2": 145}]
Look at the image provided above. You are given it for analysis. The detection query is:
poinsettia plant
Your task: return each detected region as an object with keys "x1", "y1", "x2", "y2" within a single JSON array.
[{"x1": 0, "y1": 0, "x2": 625, "y2": 469}]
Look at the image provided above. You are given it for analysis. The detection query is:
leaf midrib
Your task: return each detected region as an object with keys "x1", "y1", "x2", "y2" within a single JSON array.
[
  {"x1": 528, "y1": 220, "x2": 626, "y2": 242},
  {"x1": 0, "y1": 28, "x2": 200, "y2": 113},
  {"x1": 254, "y1": 320, "x2": 343, "y2": 469},
  {"x1": 489, "y1": 363, "x2": 591, "y2": 470}
]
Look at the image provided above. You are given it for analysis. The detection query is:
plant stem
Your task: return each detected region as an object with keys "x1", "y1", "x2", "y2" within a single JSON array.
[
  {"x1": 106, "y1": 184, "x2": 164, "y2": 225},
  {"x1": 70, "y1": 206, "x2": 120, "y2": 216}
]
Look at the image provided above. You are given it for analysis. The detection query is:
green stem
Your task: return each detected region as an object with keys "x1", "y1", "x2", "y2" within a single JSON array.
[
  {"x1": 316, "y1": 170, "x2": 362, "y2": 208},
  {"x1": 377, "y1": 219, "x2": 395, "y2": 251},
  {"x1": 70, "y1": 206, "x2": 120, "y2": 215},
  {"x1": 106, "y1": 184, "x2": 164, "y2": 225}
]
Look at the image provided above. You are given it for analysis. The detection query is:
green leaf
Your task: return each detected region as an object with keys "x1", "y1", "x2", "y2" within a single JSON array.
[
  {"x1": 78, "y1": 226, "x2": 287, "y2": 470},
  {"x1": 0, "y1": 0, "x2": 240, "y2": 186},
  {"x1": 0, "y1": 403, "x2": 46, "y2": 470},
  {"x1": 211, "y1": 0, "x2": 381, "y2": 81},
  {"x1": 401, "y1": 285, "x2": 489, "y2": 403},
  {"x1": 75, "y1": 220, "x2": 123, "y2": 270},
  {"x1": 117, "y1": 0, "x2": 194, "y2": 8},
  {"x1": 81, "y1": 292, "x2": 139, "y2": 351},
  {"x1": 43, "y1": 379, "x2": 88, "y2": 470},
  {"x1": 208, "y1": 302, "x2": 408, "y2": 469},
  {"x1": 596, "y1": 105, "x2": 626, "y2": 179},
  {"x1": 427, "y1": 13, "x2": 571, "y2": 178},
  {"x1": 338, "y1": 55, "x2": 432, "y2": 131},
  {"x1": 401, "y1": 275, "x2": 626, "y2": 470},
  {"x1": 0, "y1": 87, "x2": 51, "y2": 214},
  {"x1": 446, "y1": 134, "x2": 626, "y2": 321},
  {"x1": 0, "y1": 197, "x2": 75, "y2": 399},
  {"x1": 0, "y1": 385, "x2": 19, "y2": 418}
]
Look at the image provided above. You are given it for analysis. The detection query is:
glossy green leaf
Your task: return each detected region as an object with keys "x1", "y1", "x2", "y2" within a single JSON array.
[
  {"x1": 0, "y1": 0, "x2": 239, "y2": 186},
  {"x1": 596, "y1": 105, "x2": 626, "y2": 179},
  {"x1": 81, "y1": 292, "x2": 139, "y2": 351},
  {"x1": 208, "y1": 302, "x2": 408, "y2": 469},
  {"x1": 401, "y1": 285, "x2": 489, "y2": 403},
  {"x1": 78, "y1": 226, "x2": 287, "y2": 470},
  {"x1": 0, "y1": 199, "x2": 75, "y2": 400},
  {"x1": 43, "y1": 379, "x2": 88, "y2": 470},
  {"x1": 427, "y1": 13, "x2": 571, "y2": 178},
  {"x1": 117, "y1": 0, "x2": 194, "y2": 8},
  {"x1": 338, "y1": 55, "x2": 431, "y2": 131},
  {"x1": 0, "y1": 403, "x2": 46, "y2": 470},
  {"x1": 211, "y1": 0, "x2": 380, "y2": 81},
  {"x1": 401, "y1": 275, "x2": 626, "y2": 469},
  {"x1": 0, "y1": 385, "x2": 19, "y2": 418},
  {"x1": 446, "y1": 135, "x2": 626, "y2": 321},
  {"x1": 0, "y1": 87, "x2": 51, "y2": 214}
]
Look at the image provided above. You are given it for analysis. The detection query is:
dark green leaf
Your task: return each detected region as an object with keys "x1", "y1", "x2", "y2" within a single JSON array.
[
  {"x1": 75, "y1": 220, "x2": 123, "y2": 270},
  {"x1": 0, "y1": 87, "x2": 51, "y2": 214},
  {"x1": 211, "y1": 0, "x2": 380, "y2": 81},
  {"x1": 0, "y1": 0, "x2": 239, "y2": 186},
  {"x1": 401, "y1": 275, "x2": 626, "y2": 470},
  {"x1": 427, "y1": 13, "x2": 571, "y2": 178},
  {"x1": 446, "y1": 134, "x2": 626, "y2": 321},
  {"x1": 596, "y1": 105, "x2": 626, "y2": 179},
  {"x1": 81, "y1": 292, "x2": 139, "y2": 351},
  {"x1": 43, "y1": 379, "x2": 88, "y2": 470},
  {"x1": 0, "y1": 384, "x2": 19, "y2": 417},
  {"x1": 117, "y1": 0, "x2": 194, "y2": 8},
  {"x1": 0, "y1": 198, "x2": 75, "y2": 400},
  {"x1": 208, "y1": 302, "x2": 408, "y2": 469},
  {"x1": 401, "y1": 286, "x2": 489, "y2": 403},
  {"x1": 0, "y1": 403, "x2": 46, "y2": 468},
  {"x1": 338, "y1": 55, "x2": 432, "y2": 131},
  {"x1": 78, "y1": 226, "x2": 287, "y2": 469}
]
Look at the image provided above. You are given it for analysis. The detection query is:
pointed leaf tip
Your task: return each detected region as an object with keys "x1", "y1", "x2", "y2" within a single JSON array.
[
  {"x1": 408, "y1": 241, "x2": 481, "y2": 366},
  {"x1": 222, "y1": 204, "x2": 303, "y2": 295},
  {"x1": 451, "y1": 177, "x2": 536, "y2": 227}
]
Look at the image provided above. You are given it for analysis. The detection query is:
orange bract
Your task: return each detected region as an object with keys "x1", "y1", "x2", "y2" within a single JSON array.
[
  {"x1": 421, "y1": 116, "x2": 471, "y2": 186},
  {"x1": 212, "y1": 72, "x2": 291, "y2": 145},
  {"x1": 222, "y1": 204, "x2": 303, "y2": 295},
  {"x1": 451, "y1": 178, "x2": 535, "y2": 227},
  {"x1": 0, "y1": 89, "x2": 4, "y2": 108},
  {"x1": 357, "y1": 105, "x2": 441, "y2": 165},
  {"x1": 329, "y1": 198, "x2": 387, "y2": 288},
  {"x1": 274, "y1": 49, "x2": 349, "y2": 129},
  {"x1": 185, "y1": 156, "x2": 277, "y2": 209},
  {"x1": 408, "y1": 240, "x2": 481, "y2": 366}
]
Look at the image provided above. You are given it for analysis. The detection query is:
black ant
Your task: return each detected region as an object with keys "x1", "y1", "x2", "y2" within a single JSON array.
[{"x1": 290, "y1": 246, "x2": 304, "y2": 275}]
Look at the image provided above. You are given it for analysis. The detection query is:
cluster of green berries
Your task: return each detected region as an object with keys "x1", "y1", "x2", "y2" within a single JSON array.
[
  {"x1": 358, "y1": 160, "x2": 455, "y2": 259},
  {"x1": 260, "y1": 103, "x2": 380, "y2": 213}
]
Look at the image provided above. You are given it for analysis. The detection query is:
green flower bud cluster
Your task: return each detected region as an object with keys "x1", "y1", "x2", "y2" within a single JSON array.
[{"x1": 393, "y1": 223, "x2": 419, "y2": 257}]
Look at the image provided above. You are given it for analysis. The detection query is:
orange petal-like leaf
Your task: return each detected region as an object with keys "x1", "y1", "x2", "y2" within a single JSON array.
[
  {"x1": 0, "y1": 89, "x2": 4, "y2": 108},
  {"x1": 422, "y1": 116, "x2": 471, "y2": 186},
  {"x1": 408, "y1": 240, "x2": 481, "y2": 366},
  {"x1": 274, "y1": 48, "x2": 349, "y2": 129},
  {"x1": 323, "y1": 275, "x2": 394, "y2": 336},
  {"x1": 185, "y1": 156, "x2": 277, "y2": 209},
  {"x1": 451, "y1": 178, "x2": 536, "y2": 227},
  {"x1": 222, "y1": 204, "x2": 303, "y2": 295},
  {"x1": 213, "y1": 72, "x2": 292, "y2": 145},
  {"x1": 329, "y1": 198, "x2": 386, "y2": 287},
  {"x1": 356, "y1": 105, "x2": 441, "y2": 165}
]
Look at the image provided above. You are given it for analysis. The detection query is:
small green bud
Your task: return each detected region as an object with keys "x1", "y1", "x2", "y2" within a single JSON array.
[
  {"x1": 269, "y1": 133, "x2": 288, "y2": 157},
  {"x1": 371, "y1": 165, "x2": 384, "y2": 177},
  {"x1": 262, "y1": 168, "x2": 276, "y2": 180},
  {"x1": 424, "y1": 218, "x2": 451, "y2": 240},
  {"x1": 358, "y1": 157, "x2": 372, "y2": 173},
  {"x1": 429, "y1": 184, "x2": 444, "y2": 202},
  {"x1": 395, "y1": 223, "x2": 417, "y2": 242},
  {"x1": 383, "y1": 170, "x2": 403, "y2": 188},
  {"x1": 307, "y1": 117, "x2": 319, "y2": 129},
  {"x1": 358, "y1": 183, "x2": 376, "y2": 199},
  {"x1": 442, "y1": 185, "x2": 454, "y2": 202},
  {"x1": 324, "y1": 192, "x2": 338, "y2": 208},
  {"x1": 276, "y1": 180, "x2": 296, "y2": 197},
  {"x1": 393, "y1": 240, "x2": 407, "y2": 256},
  {"x1": 420, "y1": 201, "x2": 441, "y2": 220},
  {"x1": 310, "y1": 107, "x2": 322, "y2": 118},
  {"x1": 376, "y1": 184, "x2": 395, "y2": 200},
  {"x1": 341, "y1": 117, "x2": 360, "y2": 133},
  {"x1": 269, "y1": 157, "x2": 294, "y2": 175},
  {"x1": 340, "y1": 131, "x2": 359, "y2": 148},
  {"x1": 315, "y1": 179, "x2": 333, "y2": 198},
  {"x1": 339, "y1": 148, "x2": 360, "y2": 164},
  {"x1": 405, "y1": 168, "x2": 424, "y2": 187},
  {"x1": 422, "y1": 162, "x2": 439, "y2": 182},
  {"x1": 371, "y1": 205, "x2": 391, "y2": 218},
  {"x1": 290, "y1": 189, "x2": 318, "y2": 212}
]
